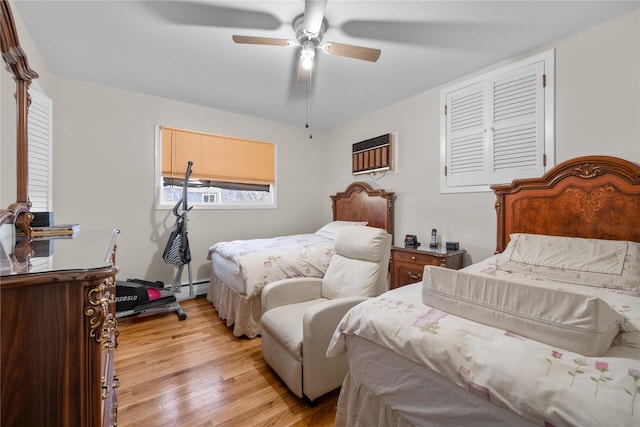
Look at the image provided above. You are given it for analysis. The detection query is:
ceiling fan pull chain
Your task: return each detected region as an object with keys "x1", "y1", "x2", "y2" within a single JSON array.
[{"x1": 306, "y1": 78, "x2": 312, "y2": 139}]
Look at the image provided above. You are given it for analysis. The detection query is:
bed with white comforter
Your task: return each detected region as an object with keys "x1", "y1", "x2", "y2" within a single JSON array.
[
  {"x1": 208, "y1": 233, "x2": 335, "y2": 298},
  {"x1": 207, "y1": 220, "x2": 375, "y2": 338},
  {"x1": 326, "y1": 156, "x2": 640, "y2": 427},
  {"x1": 329, "y1": 243, "x2": 640, "y2": 426}
]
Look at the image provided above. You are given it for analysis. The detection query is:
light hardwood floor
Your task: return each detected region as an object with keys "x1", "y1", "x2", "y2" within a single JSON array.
[{"x1": 115, "y1": 296, "x2": 339, "y2": 426}]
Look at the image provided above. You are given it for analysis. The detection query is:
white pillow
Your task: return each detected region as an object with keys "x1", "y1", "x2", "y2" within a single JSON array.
[
  {"x1": 497, "y1": 233, "x2": 640, "y2": 290},
  {"x1": 314, "y1": 220, "x2": 368, "y2": 239},
  {"x1": 422, "y1": 266, "x2": 623, "y2": 356}
]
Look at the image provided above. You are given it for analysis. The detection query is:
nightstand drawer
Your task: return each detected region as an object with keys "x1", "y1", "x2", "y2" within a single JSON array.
[
  {"x1": 393, "y1": 250, "x2": 441, "y2": 265},
  {"x1": 393, "y1": 262, "x2": 431, "y2": 288},
  {"x1": 390, "y1": 247, "x2": 466, "y2": 289}
]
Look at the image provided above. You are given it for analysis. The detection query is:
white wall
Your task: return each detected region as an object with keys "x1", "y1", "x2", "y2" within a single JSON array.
[
  {"x1": 3, "y1": 7, "x2": 639, "y2": 284},
  {"x1": 321, "y1": 10, "x2": 640, "y2": 264},
  {"x1": 3, "y1": 2, "x2": 328, "y2": 285},
  {"x1": 554, "y1": 9, "x2": 639, "y2": 160},
  {"x1": 48, "y1": 77, "x2": 327, "y2": 284}
]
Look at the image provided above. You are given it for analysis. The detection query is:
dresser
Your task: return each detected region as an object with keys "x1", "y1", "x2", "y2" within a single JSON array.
[
  {"x1": 0, "y1": 229, "x2": 119, "y2": 427},
  {"x1": 390, "y1": 246, "x2": 466, "y2": 289}
]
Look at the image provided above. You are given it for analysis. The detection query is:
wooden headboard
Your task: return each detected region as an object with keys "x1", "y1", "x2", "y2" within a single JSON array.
[
  {"x1": 331, "y1": 182, "x2": 395, "y2": 237},
  {"x1": 492, "y1": 155, "x2": 640, "y2": 253}
]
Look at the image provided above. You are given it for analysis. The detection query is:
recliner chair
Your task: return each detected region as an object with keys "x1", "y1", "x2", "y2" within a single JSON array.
[{"x1": 260, "y1": 225, "x2": 392, "y2": 402}]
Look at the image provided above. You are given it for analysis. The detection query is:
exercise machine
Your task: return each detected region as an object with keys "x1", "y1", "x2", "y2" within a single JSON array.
[{"x1": 115, "y1": 161, "x2": 194, "y2": 321}]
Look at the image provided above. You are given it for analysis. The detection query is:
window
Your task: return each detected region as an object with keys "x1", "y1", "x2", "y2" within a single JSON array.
[
  {"x1": 440, "y1": 49, "x2": 555, "y2": 193},
  {"x1": 28, "y1": 86, "x2": 53, "y2": 211},
  {"x1": 27, "y1": 85, "x2": 53, "y2": 271},
  {"x1": 155, "y1": 126, "x2": 276, "y2": 209},
  {"x1": 202, "y1": 193, "x2": 219, "y2": 204}
]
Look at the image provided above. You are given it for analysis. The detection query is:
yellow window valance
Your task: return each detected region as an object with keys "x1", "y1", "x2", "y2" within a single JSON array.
[{"x1": 161, "y1": 126, "x2": 275, "y2": 186}]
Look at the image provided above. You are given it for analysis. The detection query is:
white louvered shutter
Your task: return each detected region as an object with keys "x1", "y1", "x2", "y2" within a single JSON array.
[
  {"x1": 441, "y1": 49, "x2": 553, "y2": 192},
  {"x1": 28, "y1": 89, "x2": 53, "y2": 212},
  {"x1": 445, "y1": 82, "x2": 487, "y2": 188},
  {"x1": 489, "y1": 61, "x2": 545, "y2": 184}
]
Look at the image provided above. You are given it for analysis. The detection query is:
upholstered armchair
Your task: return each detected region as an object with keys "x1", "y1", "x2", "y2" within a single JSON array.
[{"x1": 260, "y1": 225, "x2": 392, "y2": 402}]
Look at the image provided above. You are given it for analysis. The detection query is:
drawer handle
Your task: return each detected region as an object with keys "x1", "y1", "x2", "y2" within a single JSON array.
[
  {"x1": 407, "y1": 272, "x2": 421, "y2": 280},
  {"x1": 102, "y1": 384, "x2": 110, "y2": 400},
  {"x1": 411, "y1": 256, "x2": 416, "y2": 261}
]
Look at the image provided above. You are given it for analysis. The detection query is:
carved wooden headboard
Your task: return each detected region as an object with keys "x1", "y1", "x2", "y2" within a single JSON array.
[
  {"x1": 492, "y1": 155, "x2": 640, "y2": 253},
  {"x1": 331, "y1": 182, "x2": 395, "y2": 237}
]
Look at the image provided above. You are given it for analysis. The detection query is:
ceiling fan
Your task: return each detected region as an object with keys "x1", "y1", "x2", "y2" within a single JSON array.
[{"x1": 232, "y1": 0, "x2": 381, "y2": 83}]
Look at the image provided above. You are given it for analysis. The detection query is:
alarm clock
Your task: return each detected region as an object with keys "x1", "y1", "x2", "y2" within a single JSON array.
[{"x1": 404, "y1": 234, "x2": 420, "y2": 247}]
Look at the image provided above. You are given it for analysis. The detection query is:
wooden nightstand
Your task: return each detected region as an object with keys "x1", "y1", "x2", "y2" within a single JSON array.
[{"x1": 390, "y1": 246, "x2": 466, "y2": 289}]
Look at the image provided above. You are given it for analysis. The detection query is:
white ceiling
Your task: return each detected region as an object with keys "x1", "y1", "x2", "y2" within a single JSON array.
[{"x1": 13, "y1": 0, "x2": 639, "y2": 131}]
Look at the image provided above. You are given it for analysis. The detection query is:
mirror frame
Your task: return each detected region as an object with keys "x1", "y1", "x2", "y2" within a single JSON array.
[{"x1": 0, "y1": 0, "x2": 38, "y2": 239}]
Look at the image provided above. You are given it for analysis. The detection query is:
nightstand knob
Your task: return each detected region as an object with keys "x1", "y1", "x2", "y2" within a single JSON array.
[
  {"x1": 408, "y1": 272, "x2": 421, "y2": 280},
  {"x1": 411, "y1": 256, "x2": 416, "y2": 261}
]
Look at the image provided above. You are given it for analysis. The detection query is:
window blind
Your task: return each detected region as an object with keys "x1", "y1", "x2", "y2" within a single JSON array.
[{"x1": 161, "y1": 126, "x2": 275, "y2": 186}]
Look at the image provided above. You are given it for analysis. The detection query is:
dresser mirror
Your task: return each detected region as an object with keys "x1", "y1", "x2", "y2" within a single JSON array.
[{"x1": 1, "y1": 0, "x2": 39, "y2": 269}]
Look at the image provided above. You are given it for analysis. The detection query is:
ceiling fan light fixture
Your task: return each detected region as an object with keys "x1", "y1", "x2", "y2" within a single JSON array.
[
  {"x1": 233, "y1": 2, "x2": 381, "y2": 89},
  {"x1": 300, "y1": 44, "x2": 315, "y2": 70}
]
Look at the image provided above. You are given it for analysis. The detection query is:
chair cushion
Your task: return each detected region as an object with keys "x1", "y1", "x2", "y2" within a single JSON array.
[
  {"x1": 322, "y1": 255, "x2": 382, "y2": 299},
  {"x1": 260, "y1": 298, "x2": 328, "y2": 359},
  {"x1": 334, "y1": 226, "x2": 390, "y2": 262},
  {"x1": 322, "y1": 226, "x2": 391, "y2": 299}
]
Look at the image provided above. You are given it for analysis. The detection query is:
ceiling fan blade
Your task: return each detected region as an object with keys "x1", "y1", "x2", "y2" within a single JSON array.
[
  {"x1": 324, "y1": 42, "x2": 381, "y2": 62},
  {"x1": 341, "y1": 20, "x2": 502, "y2": 49},
  {"x1": 145, "y1": 2, "x2": 280, "y2": 30},
  {"x1": 304, "y1": 0, "x2": 328, "y2": 36},
  {"x1": 232, "y1": 35, "x2": 291, "y2": 47}
]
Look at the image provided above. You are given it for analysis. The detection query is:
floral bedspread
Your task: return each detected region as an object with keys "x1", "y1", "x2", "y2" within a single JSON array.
[
  {"x1": 328, "y1": 258, "x2": 640, "y2": 427},
  {"x1": 207, "y1": 233, "x2": 335, "y2": 298}
]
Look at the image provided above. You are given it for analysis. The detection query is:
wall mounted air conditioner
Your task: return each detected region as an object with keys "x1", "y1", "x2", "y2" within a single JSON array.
[{"x1": 352, "y1": 133, "x2": 394, "y2": 175}]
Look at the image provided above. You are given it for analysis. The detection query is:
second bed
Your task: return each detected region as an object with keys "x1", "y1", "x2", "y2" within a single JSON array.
[{"x1": 206, "y1": 182, "x2": 395, "y2": 338}]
